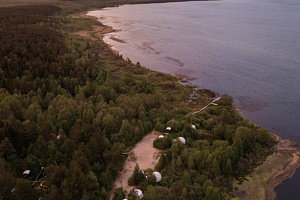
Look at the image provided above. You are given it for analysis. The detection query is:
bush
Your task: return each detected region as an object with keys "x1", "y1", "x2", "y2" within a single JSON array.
[
  {"x1": 153, "y1": 137, "x2": 171, "y2": 150},
  {"x1": 217, "y1": 94, "x2": 233, "y2": 106}
]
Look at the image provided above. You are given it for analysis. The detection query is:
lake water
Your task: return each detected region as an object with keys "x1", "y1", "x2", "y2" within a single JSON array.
[{"x1": 88, "y1": 0, "x2": 300, "y2": 198}]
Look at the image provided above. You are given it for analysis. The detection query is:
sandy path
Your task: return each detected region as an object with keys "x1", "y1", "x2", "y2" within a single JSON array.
[{"x1": 112, "y1": 131, "x2": 161, "y2": 198}]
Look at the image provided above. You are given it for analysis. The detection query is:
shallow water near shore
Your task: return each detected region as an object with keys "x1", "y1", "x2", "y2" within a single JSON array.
[
  {"x1": 88, "y1": 0, "x2": 300, "y2": 198},
  {"x1": 275, "y1": 167, "x2": 300, "y2": 200}
]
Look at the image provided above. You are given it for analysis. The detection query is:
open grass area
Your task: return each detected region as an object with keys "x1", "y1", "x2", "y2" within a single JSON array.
[
  {"x1": 232, "y1": 153, "x2": 288, "y2": 200},
  {"x1": 0, "y1": 0, "x2": 59, "y2": 7},
  {"x1": 232, "y1": 140, "x2": 300, "y2": 200}
]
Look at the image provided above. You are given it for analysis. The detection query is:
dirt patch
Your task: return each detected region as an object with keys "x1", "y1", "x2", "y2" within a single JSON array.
[
  {"x1": 233, "y1": 139, "x2": 300, "y2": 200},
  {"x1": 112, "y1": 131, "x2": 161, "y2": 198}
]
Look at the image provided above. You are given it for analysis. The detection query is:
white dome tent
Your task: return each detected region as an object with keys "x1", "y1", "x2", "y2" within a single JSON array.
[
  {"x1": 153, "y1": 171, "x2": 162, "y2": 182},
  {"x1": 134, "y1": 189, "x2": 143, "y2": 199},
  {"x1": 158, "y1": 135, "x2": 164, "y2": 139},
  {"x1": 178, "y1": 137, "x2": 186, "y2": 145},
  {"x1": 23, "y1": 170, "x2": 30, "y2": 175},
  {"x1": 191, "y1": 125, "x2": 196, "y2": 129}
]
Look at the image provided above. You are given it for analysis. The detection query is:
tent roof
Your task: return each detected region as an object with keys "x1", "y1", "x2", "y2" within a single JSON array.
[
  {"x1": 134, "y1": 189, "x2": 143, "y2": 199},
  {"x1": 178, "y1": 137, "x2": 186, "y2": 144},
  {"x1": 153, "y1": 171, "x2": 162, "y2": 182},
  {"x1": 23, "y1": 170, "x2": 30, "y2": 175}
]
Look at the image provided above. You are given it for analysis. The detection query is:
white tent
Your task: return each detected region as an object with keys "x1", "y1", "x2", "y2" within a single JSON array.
[
  {"x1": 166, "y1": 127, "x2": 172, "y2": 131},
  {"x1": 191, "y1": 125, "x2": 196, "y2": 129},
  {"x1": 178, "y1": 137, "x2": 186, "y2": 145},
  {"x1": 153, "y1": 171, "x2": 162, "y2": 182},
  {"x1": 158, "y1": 135, "x2": 164, "y2": 138},
  {"x1": 23, "y1": 170, "x2": 30, "y2": 175},
  {"x1": 134, "y1": 189, "x2": 143, "y2": 199}
]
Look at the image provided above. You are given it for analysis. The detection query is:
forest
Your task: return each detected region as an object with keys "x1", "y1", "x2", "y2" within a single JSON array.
[{"x1": 0, "y1": 3, "x2": 276, "y2": 200}]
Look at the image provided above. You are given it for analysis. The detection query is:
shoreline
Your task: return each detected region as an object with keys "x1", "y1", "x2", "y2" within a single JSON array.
[
  {"x1": 77, "y1": 10, "x2": 300, "y2": 200},
  {"x1": 75, "y1": 12, "x2": 116, "y2": 41},
  {"x1": 266, "y1": 140, "x2": 300, "y2": 200},
  {"x1": 233, "y1": 138, "x2": 300, "y2": 200}
]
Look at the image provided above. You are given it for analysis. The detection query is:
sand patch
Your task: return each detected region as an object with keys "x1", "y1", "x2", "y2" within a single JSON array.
[{"x1": 112, "y1": 131, "x2": 161, "y2": 198}]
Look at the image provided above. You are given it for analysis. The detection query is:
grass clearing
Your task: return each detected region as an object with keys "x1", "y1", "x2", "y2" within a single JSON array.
[
  {"x1": 232, "y1": 153, "x2": 288, "y2": 200},
  {"x1": 232, "y1": 140, "x2": 300, "y2": 200}
]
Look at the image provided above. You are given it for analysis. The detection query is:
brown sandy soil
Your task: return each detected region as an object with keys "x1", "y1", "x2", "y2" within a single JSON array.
[
  {"x1": 233, "y1": 139, "x2": 300, "y2": 200},
  {"x1": 111, "y1": 131, "x2": 161, "y2": 199}
]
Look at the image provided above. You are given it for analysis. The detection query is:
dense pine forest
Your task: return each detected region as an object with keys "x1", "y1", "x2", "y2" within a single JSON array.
[{"x1": 0, "y1": 3, "x2": 276, "y2": 200}]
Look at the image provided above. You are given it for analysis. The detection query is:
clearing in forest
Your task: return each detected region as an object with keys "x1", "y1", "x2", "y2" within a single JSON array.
[{"x1": 113, "y1": 131, "x2": 161, "y2": 195}]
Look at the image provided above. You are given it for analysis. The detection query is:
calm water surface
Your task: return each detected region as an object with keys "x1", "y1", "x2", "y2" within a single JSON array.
[{"x1": 88, "y1": 0, "x2": 300, "y2": 198}]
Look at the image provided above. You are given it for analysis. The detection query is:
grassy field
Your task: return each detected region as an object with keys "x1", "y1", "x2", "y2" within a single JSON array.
[
  {"x1": 232, "y1": 140, "x2": 300, "y2": 200},
  {"x1": 0, "y1": 0, "x2": 59, "y2": 7},
  {"x1": 232, "y1": 153, "x2": 288, "y2": 200}
]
